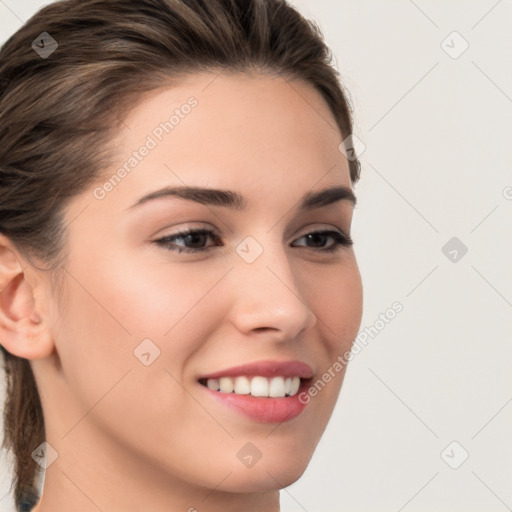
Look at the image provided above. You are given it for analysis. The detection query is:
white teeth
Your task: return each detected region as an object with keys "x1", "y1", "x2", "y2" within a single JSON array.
[
  {"x1": 206, "y1": 378, "x2": 220, "y2": 391},
  {"x1": 284, "y1": 377, "x2": 291, "y2": 395},
  {"x1": 251, "y1": 376, "x2": 269, "y2": 397},
  {"x1": 269, "y1": 376, "x2": 286, "y2": 397},
  {"x1": 219, "y1": 377, "x2": 234, "y2": 393},
  {"x1": 204, "y1": 375, "x2": 302, "y2": 397},
  {"x1": 289, "y1": 376, "x2": 300, "y2": 396},
  {"x1": 234, "y1": 376, "x2": 251, "y2": 394}
]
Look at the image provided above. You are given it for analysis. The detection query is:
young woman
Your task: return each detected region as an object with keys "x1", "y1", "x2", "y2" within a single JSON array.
[{"x1": 0, "y1": 1, "x2": 363, "y2": 510}]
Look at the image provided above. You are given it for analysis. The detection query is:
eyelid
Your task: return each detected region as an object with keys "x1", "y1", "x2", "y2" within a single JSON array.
[
  {"x1": 296, "y1": 223, "x2": 350, "y2": 237},
  {"x1": 151, "y1": 222, "x2": 217, "y2": 239},
  {"x1": 156, "y1": 222, "x2": 349, "y2": 242}
]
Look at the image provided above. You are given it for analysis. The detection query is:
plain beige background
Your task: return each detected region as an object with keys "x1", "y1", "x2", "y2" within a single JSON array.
[{"x1": 1, "y1": 1, "x2": 511, "y2": 511}]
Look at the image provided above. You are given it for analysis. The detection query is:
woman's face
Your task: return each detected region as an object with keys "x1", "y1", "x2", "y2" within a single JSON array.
[{"x1": 33, "y1": 71, "x2": 363, "y2": 501}]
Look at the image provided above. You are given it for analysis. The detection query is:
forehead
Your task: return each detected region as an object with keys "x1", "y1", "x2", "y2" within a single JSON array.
[
  {"x1": 123, "y1": 71, "x2": 344, "y2": 154},
  {"x1": 84, "y1": 71, "x2": 352, "y2": 217}
]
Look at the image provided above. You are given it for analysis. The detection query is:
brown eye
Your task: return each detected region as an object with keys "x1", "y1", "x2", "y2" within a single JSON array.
[
  {"x1": 292, "y1": 230, "x2": 353, "y2": 252},
  {"x1": 154, "y1": 228, "x2": 222, "y2": 254}
]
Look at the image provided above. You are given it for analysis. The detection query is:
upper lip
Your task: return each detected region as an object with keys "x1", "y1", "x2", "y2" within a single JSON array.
[{"x1": 198, "y1": 360, "x2": 314, "y2": 380}]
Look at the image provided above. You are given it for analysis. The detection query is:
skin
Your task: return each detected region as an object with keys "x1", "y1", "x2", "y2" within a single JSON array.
[{"x1": 0, "y1": 71, "x2": 363, "y2": 512}]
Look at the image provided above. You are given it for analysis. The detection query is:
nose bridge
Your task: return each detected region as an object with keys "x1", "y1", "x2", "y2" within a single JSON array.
[{"x1": 230, "y1": 234, "x2": 317, "y2": 337}]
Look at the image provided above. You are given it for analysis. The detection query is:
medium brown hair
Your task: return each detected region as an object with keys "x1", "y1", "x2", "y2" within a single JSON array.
[{"x1": 0, "y1": 0, "x2": 360, "y2": 509}]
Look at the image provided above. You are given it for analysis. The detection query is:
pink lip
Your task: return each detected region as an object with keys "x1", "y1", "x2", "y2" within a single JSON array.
[
  {"x1": 197, "y1": 360, "x2": 314, "y2": 423},
  {"x1": 198, "y1": 359, "x2": 314, "y2": 380}
]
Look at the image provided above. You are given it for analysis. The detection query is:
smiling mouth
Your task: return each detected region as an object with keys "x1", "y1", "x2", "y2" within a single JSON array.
[{"x1": 198, "y1": 375, "x2": 306, "y2": 398}]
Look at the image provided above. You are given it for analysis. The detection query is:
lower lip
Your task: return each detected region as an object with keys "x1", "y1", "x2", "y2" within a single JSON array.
[{"x1": 199, "y1": 381, "x2": 310, "y2": 423}]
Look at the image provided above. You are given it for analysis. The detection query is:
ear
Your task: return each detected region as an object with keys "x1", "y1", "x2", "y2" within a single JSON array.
[{"x1": 0, "y1": 233, "x2": 55, "y2": 359}]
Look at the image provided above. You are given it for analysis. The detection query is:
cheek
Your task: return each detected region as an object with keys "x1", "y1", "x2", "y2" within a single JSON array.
[
  {"x1": 51, "y1": 257, "x2": 230, "y2": 460},
  {"x1": 290, "y1": 257, "x2": 362, "y2": 417},
  {"x1": 307, "y1": 257, "x2": 363, "y2": 356},
  {"x1": 54, "y1": 252, "x2": 231, "y2": 397}
]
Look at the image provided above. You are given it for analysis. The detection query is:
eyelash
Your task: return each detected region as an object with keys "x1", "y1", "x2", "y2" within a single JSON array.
[{"x1": 153, "y1": 228, "x2": 353, "y2": 254}]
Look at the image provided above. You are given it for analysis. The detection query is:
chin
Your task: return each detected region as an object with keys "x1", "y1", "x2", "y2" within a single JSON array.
[{"x1": 215, "y1": 449, "x2": 313, "y2": 493}]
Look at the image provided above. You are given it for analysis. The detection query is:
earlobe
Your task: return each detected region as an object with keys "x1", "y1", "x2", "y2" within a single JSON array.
[{"x1": 0, "y1": 234, "x2": 54, "y2": 360}]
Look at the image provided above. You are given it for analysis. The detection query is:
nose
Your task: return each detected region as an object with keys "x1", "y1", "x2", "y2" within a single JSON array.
[{"x1": 227, "y1": 238, "x2": 317, "y2": 341}]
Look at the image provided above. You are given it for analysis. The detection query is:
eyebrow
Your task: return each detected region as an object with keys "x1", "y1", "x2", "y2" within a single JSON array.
[{"x1": 128, "y1": 184, "x2": 357, "y2": 211}]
